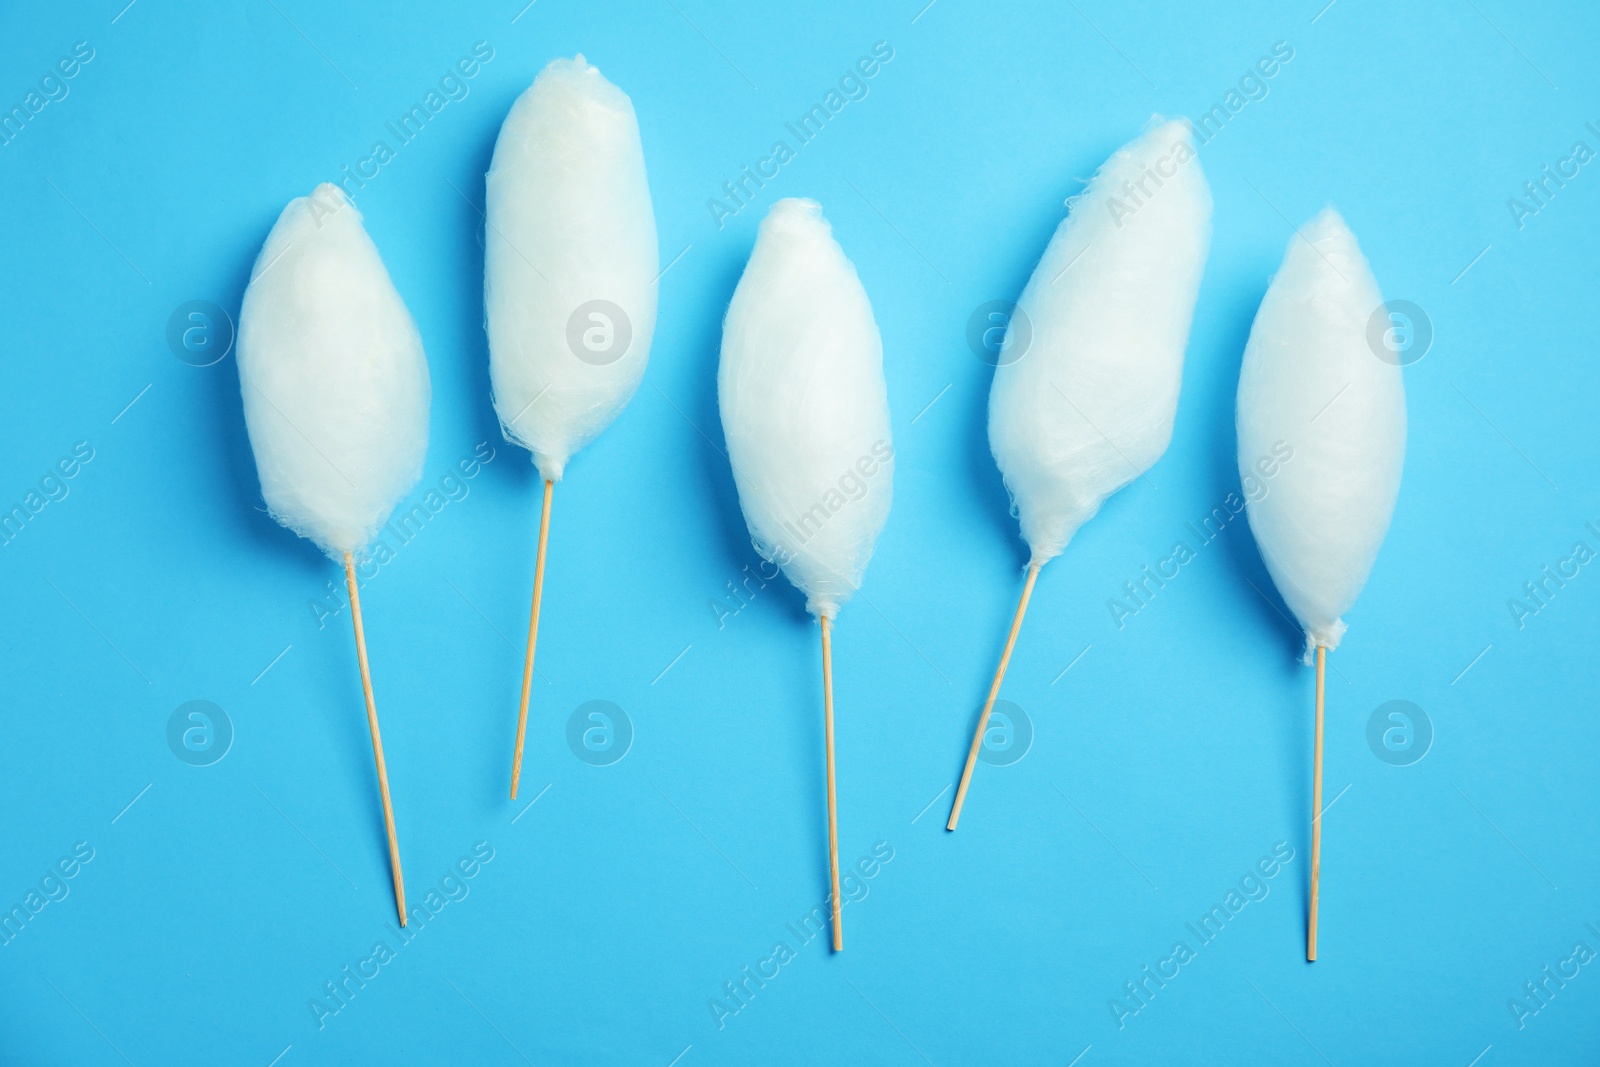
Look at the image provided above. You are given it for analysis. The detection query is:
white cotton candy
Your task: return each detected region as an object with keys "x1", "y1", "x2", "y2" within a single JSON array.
[
  {"x1": 237, "y1": 183, "x2": 431, "y2": 560},
  {"x1": 1237, "y1": 208, "x2": 1406, "y2": 657},
  {"x1": 718, "y1": 199, "x2": 894, "y2": 620},
  {"x1": 989, "y1": 118, "x2": 1211, "y2": 565},
  {"x1": 485, "y1": 55, "x2": 658, "y2": 482}
]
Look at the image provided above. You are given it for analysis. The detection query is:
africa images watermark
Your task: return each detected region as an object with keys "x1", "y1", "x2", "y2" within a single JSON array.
[
  {"x1": 332, "y1": 41, "x2": 495, "y2": 199},
  {"x1": 1505, "y1": 517, "x2": 1600, "y2": 631},
  {"x1": 708, "y1": 556, "x2": 782, "y2": 631},
  {"x1": 307, "y1": 441, "x2": 498, "y2": 628},
  {"x1": 1508, "y1": 922, "x2": 1600, "y2": 1031},
  {"x1": 1, "y1": 841, "x2": 96, "y2": 947},
  {"x1": 1108, "y1": 841, "x2": 1295, "y2": 1030},
  {"x1": 166, "y1": 700, "x2": 234, "y2": 767},
  {"x1": 760, "y1": 439, "x2": 894, "y2": 567},
  {"x1": 167, "y1": 300, "x2": 235, "y2": 367},
  {"x1": 1189, "y1": 41, "x2": 1295, "y2": 145},
  {"x1": 1105, "y1": 134, "x2": 1200, "y2": 230},
  {"x1": 1108, "y1": 40, "x2": 1296, "y2": 229},
  {"x1": 1366, "y1": 700, "x2": 1432, "y2": 767},
  {"x1": 1107, "y1": 441, "x2": 1294, "y2": 629},
  {"x1": 1, "y1": 40, "x2": 95, "y2": 148},
  {"x1": 1, "y1": 440, "x2": 96, "y2": 549},
  {"x1": 1506, "y1": 119, "x2": 1600, "y2": 231},
  {"x1": 705, "y1": 41, "x2": 896, "y2": 230},
  {"x1": 712, "y1": 439, "x2": 894, "y2": 629},
  {"x1": 308, "y1": 841, "x2": 496, "y2": 1030},
  {"x1": 566, "y1": 700, "x2": 633, "y2": 766},
  {"x1": 707, "y1": 841, "x2": 895, "y2": 1031}
]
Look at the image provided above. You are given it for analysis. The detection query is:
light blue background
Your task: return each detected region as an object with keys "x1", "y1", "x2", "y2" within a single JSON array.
[{"x1": 2, "y1": 1, "x2": 1597, "y2": 1064}]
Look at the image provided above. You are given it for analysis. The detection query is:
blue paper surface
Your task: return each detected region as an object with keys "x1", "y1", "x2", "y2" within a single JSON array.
[{"x1": 2, "y1": 1, "x2": 1597, "y2": 1063}]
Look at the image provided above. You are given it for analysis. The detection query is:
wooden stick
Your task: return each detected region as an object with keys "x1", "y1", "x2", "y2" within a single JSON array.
[
  {"x1": 1307, "y1": 643, "x2": 1326, "y2": 961},
  {"x1": 947, "y1": 563, "x2": 1042, "y2": 830},
  {"x1": 343, "y1": 552, "x2": 407, "y2": 928},
  {"x1": 821, "y1": 614, "x2": 843, "y2": 952},
  {"x1": 510, "y1": 478, "x2": 554, "y2": 801}
]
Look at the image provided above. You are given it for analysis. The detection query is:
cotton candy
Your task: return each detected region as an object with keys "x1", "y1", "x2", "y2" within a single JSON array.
[
  {"x1": 1237, "y1": 208, "x2": 1406, "y2": 657},
  {"x1": 989, "y1": 118, "x2": 1211, "y2": 564},
  {"x1": 719, "y1": 198, "x2": 893, "y2": 619},
  {"x1": 237, "y1": 183, "x2": 431, "y2": 559},
  {"x1": 485, "y1": 55, "x2": 658, "y2": 481}
]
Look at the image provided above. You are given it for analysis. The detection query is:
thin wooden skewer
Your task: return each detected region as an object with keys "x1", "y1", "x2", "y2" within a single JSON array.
[
  {"x1": 821, "y1": 614, "x2": 843, "y2": 952},
  {"x1": 510, "y1": 478, "x2": 554, "y2": 801},
  {"x1": 947, "y1": 563, "x2": 1042, "y2": 831},
  {"x1": 343, "y1": 552, "x2": 407, "y2": 927},
  {"x1": 1307, "y1": 642, "x2": 1326, "y2": 961}
]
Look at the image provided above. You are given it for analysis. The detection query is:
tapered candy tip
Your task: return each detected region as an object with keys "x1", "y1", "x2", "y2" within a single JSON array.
[
  {"x1": 1138, "y1": 113, "x2": 1198, "y2": 148},
  {"x1": 1301, "y1": 205, "x2": 1353, "y2": 245},
  {"x1": 309, "y1": 180, "x2": 348, "y2": 204},
  {"x1": 766, "y1": 197, "x2": 827, "y2": 231},
  {"x1": 772, "y1": 196, "x2": 823, "y2": 217},
  {"x1": 531, "y1": 53, "x2": 633, "y2": 114}
]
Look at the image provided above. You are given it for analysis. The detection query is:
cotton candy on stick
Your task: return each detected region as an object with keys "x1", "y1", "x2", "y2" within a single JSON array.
[
  {"x1": 1236, "y1": 208, "x2": 1405, "y2": 961},
  {"x1": 719, "y1": 199, "x2": 894, "y2": 952},
  {"x1": 485, "y1": 56, "x2": 658, "y2": 799},
  {"x1": 947, "y1": 120, "x2": 1212, "y2": 829},
  {"x1": 237, "y1": 183, "x2": 431, "y2": 926}
]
